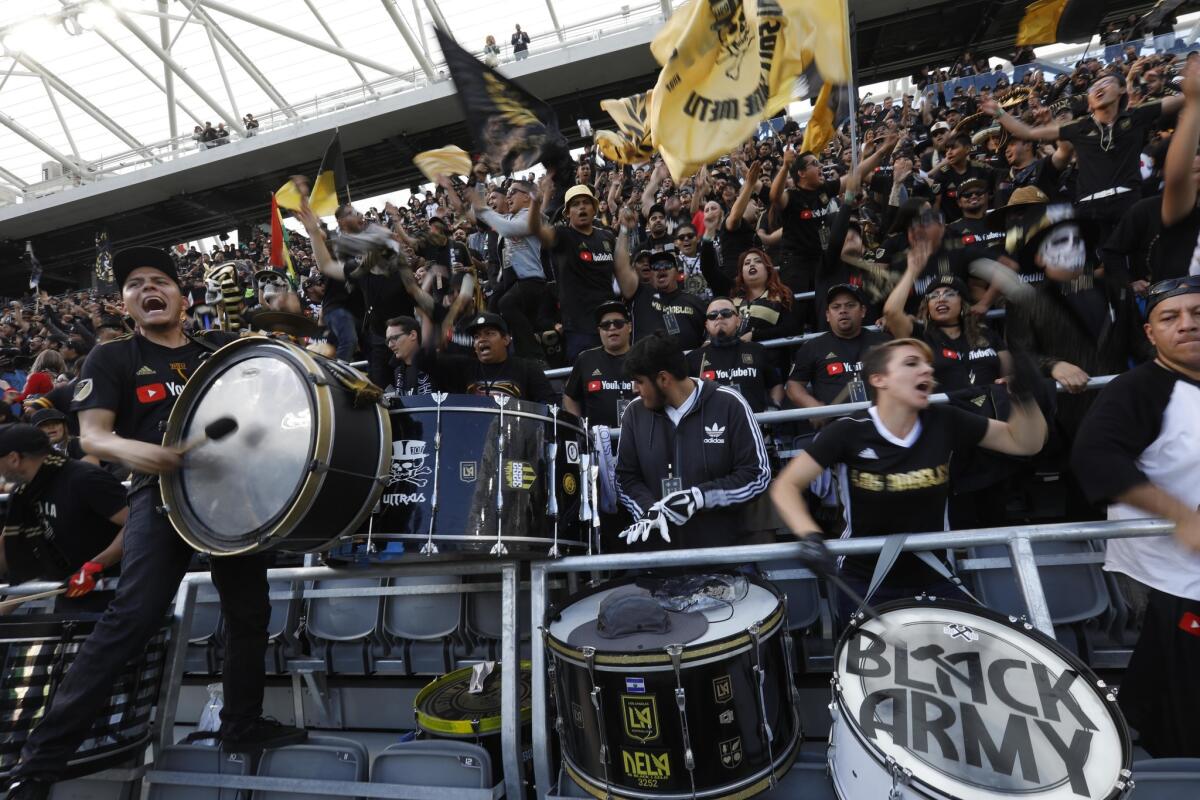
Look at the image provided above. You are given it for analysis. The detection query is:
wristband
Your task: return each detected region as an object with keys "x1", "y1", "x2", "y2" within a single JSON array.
[{"x1": 993, "y1": 107, "x2": 1005, "y2": 119}]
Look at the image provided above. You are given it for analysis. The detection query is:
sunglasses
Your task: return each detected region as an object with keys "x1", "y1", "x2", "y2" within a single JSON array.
[
  {"x1": 706, "y1": 308, "x2": 737, "y2": 320},
  {"x1": 928, "y1": 289, "x2": 960, "y2": 301},
  {"x1": 597, "y1": 319, "x2": 628, "y2": 330},
  {"x1": 1147, "y1": 275, "x2": 1200, "y2": 310},
  {"x1": 959, "y1": 190, "x2": 986, "y2": 199},
  {"x1": 676, "y1": 233, "x2": 696, "y2": 241},
  {"x1": 649, "y1": 263, "x2": 676, "y2": 272}
]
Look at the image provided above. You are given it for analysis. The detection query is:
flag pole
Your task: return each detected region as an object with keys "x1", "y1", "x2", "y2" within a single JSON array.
[{"x1": 843, "y1": 9, "x2": 860, "y2": 172}]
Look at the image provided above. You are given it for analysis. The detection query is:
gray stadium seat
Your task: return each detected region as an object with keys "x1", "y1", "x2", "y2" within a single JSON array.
[
  {"x1": 304, "y1": 578, "x2": 384, "y2": 674},
  {"x1": 147, "y1": 743, "x2": 251, "y2": 800},
  {"x1": 255, "y1": 735, "x2": 368, "y2": 800},
  {"x1": 184, "y1": 598, "x2": 224, "y2": 675},
  {"x1": 381, "y1": 575, "x2": 462, "y2": 675},
  {"x1": 760, "y1": 559, "x2": 823, "y2": 630},
  {"x1": 263, "y1": 579, "x2": 302, "y2": 673},
  {"x1": 373, "y1": 740, "x2": 495, "y2": 791},
  {"x1": 1130, "y1": 758, "x2": 1200, "y2": 797},
  {"x1": 967, "y1": 541, "x2": 1111, "y2": 624}
]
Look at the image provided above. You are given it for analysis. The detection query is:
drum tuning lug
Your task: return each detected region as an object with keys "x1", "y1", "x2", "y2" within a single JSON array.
[
  {"x1": 155, "y1": 504, "x2": 170, "y2": 515},
  {"x1": 489, "y1": 541, "x2": 509, "y2": 556},
  {"x1": 547, "y1": 545, "x2": 561, "y2": 558},
  {"x1": 420, "y1": 542, "x2": 439, "y2": 556}
]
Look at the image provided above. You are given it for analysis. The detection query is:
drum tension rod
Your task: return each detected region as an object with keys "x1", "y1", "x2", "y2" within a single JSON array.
[
  {"x1": 581, "y1": 646, "x2": 612, "y2": 800},
  {"x1": 666, "y1": 644, "x2": 697, "y2": 800},
  {"x1": 747, "y1": 623, "x2": 776, "y2": 789},
  {"x1": 885, "y1": 755, "x2": 913, "y2": 800},
  {"x1": 542, "y1": 629, "x2": 565, "y2": 736}
]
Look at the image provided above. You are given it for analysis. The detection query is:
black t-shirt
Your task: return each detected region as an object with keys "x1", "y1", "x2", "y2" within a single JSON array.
[
  {"x1": 629, "y1": 285, "x2": 706, "y2": 350},
  {"x1": 788, "y1": 329, "x2": 889, "y2": 405},
  {"x1": 1108, "y1": 197, "x2": 1200, "y2": 283},
  {"x1": 322, "y1": 277, "x2": 352, "y2": 314},
  {"x1": 946, "y1": 216, "x2": 1006, "y2": 260},
  {"x1": 353, "y1": 272, "x2": 416, "y2": 336},
  {"x1": 686, "y1": 341, "x2": 779, "y2": 413},
  {"x1": 563, "y1": 347, "x2": 637, "y2": 429},
  {"x1": 996, "y1": 156, "x2": 1063, "y2": 207},
  {"x1": 390, "y1": 359, "x2": 435, "y2": 397},
  {"x1": 418, "y1": 351, "x2": 555, "y2": 403},
  {"x1": 718, "y1": 216, "x2": 759, "y2": 269},
  {"x1": 911, "y1": 321, "x2": 1006, "y2": 415},
  {"x1": 1059, "y1": 103, "x2": 1163, "y2": 199},
  {"x1": 3, "y1": 459, "x2": 126, "y2": 583},
  {"x1": 551, "y1": 225, "x2": 618, "y2": 333},
  {"x1": 782, "y1": 179, "x2": 841, "y2": 256},
  {"x1": 930, "y1": 161, "x2": 993, "y2": 223},
  {"x1": 805, "y1": 405, "x2": 989, "y2": 582}
]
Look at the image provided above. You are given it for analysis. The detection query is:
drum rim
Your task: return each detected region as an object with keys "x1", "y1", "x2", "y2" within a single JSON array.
[
  {"x1": 831, "y1": 596, "x2": 1133, "y2": 800},
  {"x1": 388, "y1": 399, "x2": 588, "y2": 436},
  {"x1": 413, "y1": 660, "x2": 532, "y2": 736},
  {"x1": 545, "y1": 576, "x2": 785, "y2": 667}
]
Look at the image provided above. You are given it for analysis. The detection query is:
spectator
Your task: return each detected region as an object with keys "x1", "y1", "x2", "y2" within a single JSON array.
[
  {"x1": 626, "y1": 248, "x2": 706, "y2": 350},
  {"x1": 417, "y1": 311, "x2": 554, "y2": 402},
  {"x1": 730, "y1": 248, "x2": 798, "y2": 343},
  {"x1": 383, "y1": 315, "x2": 434, "y2": 396},
  {"x1": 562, "y1": 300, "x2": 637, "y2": 429},
  {"x1": 787, "y1": 284, "x2": 888, "y2": 411},
  {"x1": 16, "y1": 351, "x2": 65, "y2": 403},
  {"x1": 483, "y1": 35, "x2": 501, "y2": 67},
  {"x1": 687, "y1": 297, "x2": 781, "y2": 413},
  {"x1": 511, "y1": 24, "x2": 530, "y2": 61},
  {"x1": 243, "y1": 114, "x2": 259, "y2": 136}
]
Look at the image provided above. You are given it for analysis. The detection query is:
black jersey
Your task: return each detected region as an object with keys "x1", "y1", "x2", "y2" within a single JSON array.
[
  {"x1": 563, "y1": 347, "x2": 637, "y2": 429},
  {"x1": 788, "y1": 329, "x2": 890, "y2": 406},
  {"x1": 804, "y1": 404, "x2": 989, "y2": 582},
  {"x1": 550, "y1": 225, "x2": 619, "y2": 333},
  {"x1": 911, "y1": 321, "x2": 1006, "y2": 414},
  {"x1": 930, "y1": 161, "x2": 993, "y2": 223},
  {"x1": 782, "y1": 180, "x2": 841, "y2": 257},
  {"x1": 629, "y1": 285, "x2": 707, "y2": 350},
  {"x1": 686, "y1": 340, "x2": 779, "y2": 413},
  {"x1": 946, "y1": 217, "x2": 1006, "y2": 260},
  {"x1": 1059, "y1": 102, "x2": 1163, "y2": 199},
  {"x1": 418, "y1": 351, "x2": 555, "y2": 403}
]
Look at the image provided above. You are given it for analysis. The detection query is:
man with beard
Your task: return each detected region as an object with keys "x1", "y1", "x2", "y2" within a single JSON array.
[
  {"x1": 626, "y1": 248, "x2": 707, "y2": 350},
  {"x1": 643, "y1": 204, "x2": 674, "y2": 251},
  {"x1": 5, "y1": 248, "x2": 303, "y2": 799},
  {"x1": 787, "y1": 284, "x2": 889, "y2": 412},
  {"x1": 945, "y1": 178, "x2": 1006, "y2": 257},
  {"x1": 563, "y1": 300, "x2": 637, "y2": 429},
  {"x1": 672, "y1": 222, "x2": 730, "y2": 301},
  {"x1": 615, "y1": 332, "x2": 770, "y2": 550},
  {"x1": 417, "y1": 311, "x2": 554, "y2": 403},
  {"x1": 687, "y1": 297, "x2": 780, "y2": 413}
]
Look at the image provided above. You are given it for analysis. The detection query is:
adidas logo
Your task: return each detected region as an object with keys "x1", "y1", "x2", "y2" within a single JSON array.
[
  {"x1": 591, "y1": 368, "x2": 602, "y2": 376},
  {"x1": 858, "y1": 448, "x2": 878, "y2": 460},
  {"x1": 136, "y1": 366, "x2": 155, "y2": 376},
  {"x1": 826, "y1": 352, "x2": 838, "y2": 360},
  {"x1": 703, "y1": 423, "x2": 726, "y2": 444}
]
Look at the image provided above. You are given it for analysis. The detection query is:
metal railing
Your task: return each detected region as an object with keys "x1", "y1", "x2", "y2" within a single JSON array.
[{"x1": 527, "y1": 517, "x2": 1174, "y2": 800}]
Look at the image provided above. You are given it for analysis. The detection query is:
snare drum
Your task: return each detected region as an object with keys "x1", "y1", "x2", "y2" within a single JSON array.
[
  {"x1": 830, "y1": 598, "x2": 1132, "y2": 800},
  {"x1": 161, "y1": 337, "x2": 390, "y2": 555},
  {"x1": 0, "y1": 614, "x2": 169, "y2": 779},
  {"x1": 546, "y1": 577, "x2": 800, "y2": 800},
  {"x1": 326, "y1": 394, "x2": 588, "y2": 562}
]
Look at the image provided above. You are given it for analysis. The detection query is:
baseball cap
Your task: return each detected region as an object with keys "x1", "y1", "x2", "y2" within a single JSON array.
[
  {"x1": 465, "y1": 312, "x2": 508, "y2": 336},
  {"x1": 564, "y1": 185, "x2": 598, "y2": 209},
  {"x1": 1146, "y1": 275, "x2": 1200, "y2": 314},
  {"x1": 647, "y1": 247, "x2": 679, "y2": 270},
  {"x1": 924, "y1": 275, "x2": 968, "y2": 297},
  {"x1": 826, "y1": 283, "x2": 865, "y2": 303},
  {"x1": 931, "y1": 121, "x2": 952, "y2": 133},
  {"x1": 30, "y1": 408, "x2": 67, "y2": 427},
  {"x1": 594, "y1": 299, "x2": 630, "y2": 324},
  {"x1": 647, "y1": 203, "x2": 667, "y2": 218},
  {"x1": 0, "y1": 424, "x2": 50, "y2": 457},
  {"x1": 958, "y1": 178, "x2": 988, "y2": 195},
  {"x1": 113, "y1": 246, "x2": 179, "y2": 289}
]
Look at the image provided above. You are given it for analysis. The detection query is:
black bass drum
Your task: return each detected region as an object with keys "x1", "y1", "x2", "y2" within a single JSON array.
[
  {"x1": 546, "y1": 576, "x2": 800, "y2": 800},
  {"x1": 161, "y1": 337, "x2": 390, "y2": 555}
]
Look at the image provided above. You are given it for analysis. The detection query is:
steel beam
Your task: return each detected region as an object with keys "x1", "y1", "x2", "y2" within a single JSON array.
[
  {"x1": 377, "y1": 0, "x2": 437, "y2": 80},
  {"x1": 301, "y1": 0, "x2": 377, "y2": 97},
  {"x1": 111, "y1": 6, "x2": 246, "y2": 135},
  {"x1": 0, "y1": 109, "x2": 77, "y2": 174},
  {"x1": 544, "y1": 0, "x2": 565, "y2": 43},
  {"x1": 176, "y1": 0, "x2": 299, "y2": 118},
  {"x1": 93, "y1": 27, "x2": 204, "y2": 127},
  {"x1": 157, "y1": 0, "x2": 177, "y2": 140},
  {"x1": 40, "y1": 78, "x2": 80, "y2": 159},
  {"x1": 659, "y1": 0, "x2": 673, "y2": 18},
  {"x1": 204, "y1": 23, "x2": 240, "y2": 120},
  {"x1": 0, "y1": 166, "x2": 29, "y2": 189},
  {"x1": 421, "y1": 0, "x2": 453, "y2": 41},
  {"x1": 194, "y1": 0, "x2": 416, "y2": 80}
]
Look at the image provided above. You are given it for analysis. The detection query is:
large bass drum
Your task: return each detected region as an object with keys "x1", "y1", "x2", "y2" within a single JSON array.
[
  {"x1": 546, "y1": 576, "x2": 800, "y2": 800},
  {"x1": 161, "y1": 337, "x2": 390, "y2": 555},
  {"x1": 326, "y1": 394, "x2": 588, "y2": 562},
  {"x1": 830, "y1": 598, "x2": 1133, "y2": 800}
]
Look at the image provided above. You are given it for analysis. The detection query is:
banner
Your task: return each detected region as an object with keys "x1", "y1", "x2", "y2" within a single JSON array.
[
  {"x1": 24, "y1": 242, "x2": 41, "y2": 291},
  {"x1": 593, "y1": 91, "x2": 656, "y2": 165},
  {"x1": 413, "y1": 145, "x2": 474, "y2": 183},
  {"x1": 94, "y1": 231, "x2": 114, "y2": 290},
  {"x1": 798, "y1": 60, "x2": 852, "y2": 154},
  {"x1": 269, "y1": 194, "x2": 297, "y2": 283},
  {"x1": 1017, "y1": 0, "x2": 1106, "y2": 47}
]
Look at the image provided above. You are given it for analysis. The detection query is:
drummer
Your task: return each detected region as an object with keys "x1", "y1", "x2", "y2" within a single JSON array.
[
  {"x1": 769, "y1": 339, "x2": 1047, "y2": 626},
  {"x1": 5, "y1": 247, "x2": 304, "y2": 800}
]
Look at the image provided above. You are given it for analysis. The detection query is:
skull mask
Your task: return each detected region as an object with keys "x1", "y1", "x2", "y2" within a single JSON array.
[
  {"x1": 1037, "y1": 224, "x2": 1086, "y2": 274},
  {"x1": 204, "y1": 278, "x2": 223, "y2": 305}
]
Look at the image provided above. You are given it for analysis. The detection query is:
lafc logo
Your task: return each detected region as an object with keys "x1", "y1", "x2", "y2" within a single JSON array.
[
  {"x1": 713, "y1": 675, "x2": 733, "y2": 703},
  {"x1": 703, "y1": 423, "x2": 725, "y2": 444},
  {"x1": 621, "y1": 695, "x2": 660, "y2": 742}
]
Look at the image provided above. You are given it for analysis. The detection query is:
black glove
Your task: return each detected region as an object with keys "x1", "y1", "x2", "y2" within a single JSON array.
[
  {"x1": 1005, "y1": 348, "x2": 1045, "y2": 405},
  {"x1": 794, "y1": 533, "x2": 837, "y2": 576}
]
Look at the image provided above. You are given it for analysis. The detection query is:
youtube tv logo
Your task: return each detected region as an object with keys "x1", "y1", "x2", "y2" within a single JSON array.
[
  {"x1": 137, "y1": 383, "x2": 166, "y2": 404},
  {"x1": 826, "y1": 362, "x2": 845, "y2": 376},
  {"x1": 587, "y1": 380, "x2": 602, "y2": 393}
]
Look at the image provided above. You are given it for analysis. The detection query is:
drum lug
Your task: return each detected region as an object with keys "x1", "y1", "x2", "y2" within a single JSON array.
[
  {"x1": 886, "y1": 756, "x2": 912, "y2": 799},
  {"x1": 747, "y1": 623, "x2": 776, "y2": 788},
  {"x1": 665, "y1": 644, "x2": 697, "y2": 800},
  {"x1": 581, "y1": 647, "x2": 612, "y2": 800},
  {"x1": 1117, "y1": 770, "x2": 1134, "y2": 792},
  {"x1": 543, "y1": 630, "x2": 565, "y2": 736}
]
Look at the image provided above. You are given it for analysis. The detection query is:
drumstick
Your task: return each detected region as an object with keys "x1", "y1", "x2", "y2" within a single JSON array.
[
  {"x1": 177, "y1": 416, "x2": 239, "y2": 455},
  {"x1": 0, "y1": 587, "x2": 67, "y2": 611}
]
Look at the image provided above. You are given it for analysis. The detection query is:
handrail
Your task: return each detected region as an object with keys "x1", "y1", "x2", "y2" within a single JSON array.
[{"x1": 527, "y1": 517, "x2": 1174, "y2": 800}]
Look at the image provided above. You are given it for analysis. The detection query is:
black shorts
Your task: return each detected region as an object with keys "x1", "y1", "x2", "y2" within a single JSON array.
[{"x1": 1118, "y1": 585, "x2": 1200, "y2": 757}]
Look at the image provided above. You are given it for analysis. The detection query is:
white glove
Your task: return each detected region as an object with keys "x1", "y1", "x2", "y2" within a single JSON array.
[
  {"x1": 654, "y1": 487, "x2": 705, "y2": 526},
  {"x1": 618, "y1": 508, "x2": 671, "y2": 545}
]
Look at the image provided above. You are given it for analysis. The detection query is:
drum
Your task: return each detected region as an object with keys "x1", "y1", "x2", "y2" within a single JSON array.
[
  {"x1": 326, "y1": 394, "x2": 588, "y2": 562},
  {"x1": 546, "y1": 577, "x2": 800, "y2": 800},
  {"x1": 414, "y1": 661, "x2": 534, "y2": 788},
  {"x1": 830, "y1": 598, "x2": 1133, "y2": 800},
  {"x1": 0, "y1": 614, "x2": 169, "y2": 779},
  {"x1": 161, "y1": 337, "x2": 391, "y2": 555}
]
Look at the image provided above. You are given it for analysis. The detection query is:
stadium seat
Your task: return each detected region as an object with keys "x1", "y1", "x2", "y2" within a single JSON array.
[
  {"x1": 303, "y1": 578, "x2": 384, "y2": 674},
  {"x1": 263, "y1": 579, "x2": 302, "y2": 673},
  {"x1": 381, "y1": 575, "x2": 463, "y2": 675},
  {"x1": 760, "y1": 559, "x2": 823, "y2": 631},
  {"x1": 966, "y1": 541, "x2": 1111, "y2": 624},
  {"x1": 255, "y1": 735, "x2": 368, "y2": 800},
  {"x1": 1129, "y1": 758, "x2": 1200, "y2": 797},
  {"x1": 184, "y1": 597, "x2": 224, "y2": 675},
  {"x1": 147, "y1": 743, "x2": 252, "y2": 799},
  {"x1": 463, "y1": 583, "x2": 532, "y2": 664},
  {"x1": 373, "y1": 740, "x2": 497, "y2": 792}
]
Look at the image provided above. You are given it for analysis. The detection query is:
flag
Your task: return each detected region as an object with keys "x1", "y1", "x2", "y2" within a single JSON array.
[
  {"x1": 798, "y1": 60, "x2": 852, "y2": 155},
  {"x1": 413, "y1": 145, "x2": 473, "y2": 183},
  {"x1": 647, "y1": 0, "x2": 851, "y2": 180},
  {"x1": 309, "y1": 131, "x2": 349, "y2": 217},
  {"x1": 95, "y1": 230, "x2": 114, "y2": 290},
  {"x1": 593, "y1": 91, "x2": 656, "y2": 165},
  {"x1": 270, "y1": 194, "x2": 296, "y2": 283},
  {"x1": 1016, "y1": 0, "x2": 1106, "y2": 47},
  {"x1": 434, "y1": 27, "x2": 568, "y2": 174},
  {"x1": 24, "y1": 242, "x2": 41, "y2": 291}
]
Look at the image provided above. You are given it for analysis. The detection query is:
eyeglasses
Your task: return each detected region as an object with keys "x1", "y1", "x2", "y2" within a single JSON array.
[
  {"x1": 927, "y1": 289, "x2": 960, "y2": 301},
  {"x1": 649, "y1": 263, "x2": 676, "y2": 272},
  {"x1": 597, "y1": 319, "x2": 628, "y2": 330},
  {"x1": 385, "y1": 333, "x2": 408, "y2": 344},
  {"x1": 959, "y1": 190, "x2": 986, "y2": 199},
  {"x1": 1147, "y1": 275, "x2": 1200, "y2": 310},
  {"x1": 706, "y1": 308, "x2": 737, "y2": 320},
  {"x1": 676, "y1": 233, "x2": 695, "y2": 241}
]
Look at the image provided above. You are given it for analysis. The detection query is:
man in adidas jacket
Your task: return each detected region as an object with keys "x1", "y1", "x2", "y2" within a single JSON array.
[{"x1": 615, "y1": 332, "x2": 771, "y2": 551}]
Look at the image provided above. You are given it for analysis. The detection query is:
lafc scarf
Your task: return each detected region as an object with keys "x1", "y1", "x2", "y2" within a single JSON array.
[{"x1": 2, "y1": 453, "x2": 72, "y2": 579}]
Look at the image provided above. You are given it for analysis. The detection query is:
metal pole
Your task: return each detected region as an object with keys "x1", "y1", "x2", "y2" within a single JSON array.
[
  {"x1": 530, "y1": 564, "x2": 552, "y2": 800},
  {"x1": 659, "y1": 0, "x2": 673, "y2": 19},
  {"x1": 421, "y1": 0, "x2": 454, "y2": 41},
  {"x1": 300, "y1": 0, "x2": 377, "y2": 96},
  {"x1": 0, "y1": 166, "x2": 29, "y2": 189},
  {"x1": 40, "y1": 78, "x2": 80, "y2": 160},
  {"x1": 501, "y1": 562, "x2": 525, "y2": 800},
  {"x1": 544, "y1": 0, "x2": 566, "y2": 43},
  {"x1": 204, "y1": 25, "x2": 241, "y2": 121},
  {"x1": 158, "y1": 0, "x2": 177, "y2": 140},
  {"x1": 843, "y1": 10, "x2": 860, "y2": 171},
  {"x1": 377, "y1": 0, "x2": 438, "y2": 80},
  {"x1": 87, "y1": 26, "x2": 204, "y2": 127},
  {"x1": 155, "y1": 579, "x2": 198, "y2": 759},
  {"x1": 0, "y1": 109, "x2": 77, "y2": 172},
  {"x1": 1008, "y1": 536, "x2": 1055, "y2": 636},
  {"x1": 411, "y1": 0, "x2": 433, "y2": 63}
]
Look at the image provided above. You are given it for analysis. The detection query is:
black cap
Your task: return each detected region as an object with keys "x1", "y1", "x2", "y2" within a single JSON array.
[
  {"x1": 594, "y1": 299, "x2": 630, "y2": 324},
  {"x1": 30, "y1": 408, "x2": 66, "y2": 427},
  {"x1": 647, "y1": 203, "x2": 666, "y2": 218},
  {"x1": 465, "y1": 312, "x2": 508, "y2": 336},
  {"x1": 826, "y1": 283, "x2": 865, "y2": 303},
  {"x1": 0, "y1": 424, "x2": 50, "y2": 456},
  {"x1": 113, "y1": 246, "x2": 179, "y2": 289},
  {"x1": 924, "y1": 274, "x2": 969, "y2": 297}
]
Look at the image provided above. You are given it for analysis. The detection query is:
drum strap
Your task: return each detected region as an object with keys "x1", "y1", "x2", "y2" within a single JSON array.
[
  {"x1": 323, "y1": 358, "x2": 385, "y2": 408},
  {"x1": 862, "y1": 534, "x2": 982, "y2": 608}
]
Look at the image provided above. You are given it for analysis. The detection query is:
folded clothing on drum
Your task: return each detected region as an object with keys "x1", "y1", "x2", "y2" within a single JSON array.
[{"x1": 568, "y1": 585, "x2": 708, "y2": 650}]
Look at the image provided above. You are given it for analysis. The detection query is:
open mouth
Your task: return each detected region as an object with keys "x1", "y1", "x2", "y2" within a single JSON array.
[
  {"x1": 142, "y1": 296, "x2": 167, "y2": 313},
  {"x1": 915, "y1": 379, "x2": 933, "y2": 395},
  {"x1": 934, "y1": 303, "x2": 950, "y2": 314}
]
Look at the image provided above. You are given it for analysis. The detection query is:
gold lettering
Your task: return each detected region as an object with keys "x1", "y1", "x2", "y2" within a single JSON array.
[{"x1": 622, "y1": 749, "x2": 671, "y2": 779}]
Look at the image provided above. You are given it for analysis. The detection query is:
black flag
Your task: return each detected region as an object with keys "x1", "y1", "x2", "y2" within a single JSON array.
[
  {"x1": 24, "y1": 242, "x2": 41, "y2": 291},
  {"x1": 95, "y1": 230, "x2": 114, "y2": 291},
  {"x1": 434, "y1": 27, "x2": 568, "y2": 174}
]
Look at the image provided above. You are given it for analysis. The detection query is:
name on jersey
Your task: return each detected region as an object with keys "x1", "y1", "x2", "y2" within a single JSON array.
[
  {"x1": 798, "y1": 207, "x2": 832, "y2": 221},
  {"x1": 136, "y1": 381, "x2": 185, "y2": 404},
  {"x1": 651, "y1": 300, "x2": 698, "y2": 316},
  {"x1": 587, "y1": 379, "x2": 634, "y2": 393},
  {"x1": 701, "y1": 367, "x2": 758, "y2": 381},
  {"x1": 851, "y1": 464, "x2": 949, "y2": 492},
  {"x1": 825, "y1": 361, "x2": 863, "y2": 377},
  {"x1": 941, "y1": 348, "x2": 997, "y2": 362}
]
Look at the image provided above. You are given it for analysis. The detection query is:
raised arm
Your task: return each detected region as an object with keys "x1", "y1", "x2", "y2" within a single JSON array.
[
  {"x1": 982, "y1": 98, "x2": 1062, "y2": 142},
  {"x1": 769, "y1": 148, "x2": 795, "y2": 209},
  {"x1": 615, "y1": 205, "x2": 640, "y2": 301},
  {"x1": 293, "y1": 197, "x2": 346, "y2": 282},
  {"x1": 527, "y1": 193, "x2": 556, "y2": 249},
  {"x1": 727, "y1": 161, "x2": 762, "y2": 231},
  {"x1": 1163, "y1": 62, "x2": 1200, "y2": 226},
  {"x1": 640, "y1": 160, "x2": 668, "y2": 217},
  {"x1": 881, "y1": 240, "x2": 923, "y2": 339}
]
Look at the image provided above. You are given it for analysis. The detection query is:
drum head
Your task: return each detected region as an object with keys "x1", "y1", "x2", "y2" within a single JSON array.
[
  {"x1": 414, "y1": 662, "x2": 532, "y2": 737},
  {"x1": 834, "y1": 600, "x2": 1129, "y2": 800},
  {"x1": 172, "y1": 342, "x2": 316, "y2": 545}
]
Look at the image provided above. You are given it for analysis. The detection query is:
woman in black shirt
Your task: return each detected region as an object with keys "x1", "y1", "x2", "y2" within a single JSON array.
[
  {"x1": 770, "y1": 338, "x2": 1047, "y2": 624},
  {"x1": 731, "y1": 248, "x2": 799, "y2": 343}
]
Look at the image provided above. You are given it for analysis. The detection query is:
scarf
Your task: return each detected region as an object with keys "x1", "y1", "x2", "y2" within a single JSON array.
[{"x1": 2, "y1": 453, "x2": 72, "y2": 579}]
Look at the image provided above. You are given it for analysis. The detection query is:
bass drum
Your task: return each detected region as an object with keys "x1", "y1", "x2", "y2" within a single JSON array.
[
  {"x1": 326, "y1": 394, "x2": 588, "y2": 562},
  {"x1": 546, "y1": 576, "x2": 800, "y2": 800},
  {"x1": 161, "y1": 337, "x2": 390, "y2": 555},
  {"x1": 830, "y1": 598, "x2": 1133, "y2": 800}
]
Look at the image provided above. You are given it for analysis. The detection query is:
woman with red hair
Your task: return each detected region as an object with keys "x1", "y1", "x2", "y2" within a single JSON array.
[{"x1": 731, "y1": 248, "x2": 799, "y2": 343}]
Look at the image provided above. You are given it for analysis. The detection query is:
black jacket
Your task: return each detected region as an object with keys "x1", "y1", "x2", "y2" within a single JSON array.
[{"x1": 615, "y1": 379, "x2": 771, "y2": 550}]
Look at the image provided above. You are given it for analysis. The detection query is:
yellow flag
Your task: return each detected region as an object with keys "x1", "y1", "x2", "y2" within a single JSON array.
[
  {"x1": 413, "y1": 145, "x2": 474, "y2": 183},
  {"x1": 648, "y1": 0, "x2": 850, "y2": 180},
  {"x1": 801, "y1": 82, "x2": 835, "y2": 155},
  {"x1": 274, "y1": 178, "x2": 304, "y2": 212},
  {"x1": 594, "y1": 91, "x2": 656, "y2": 165}
]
